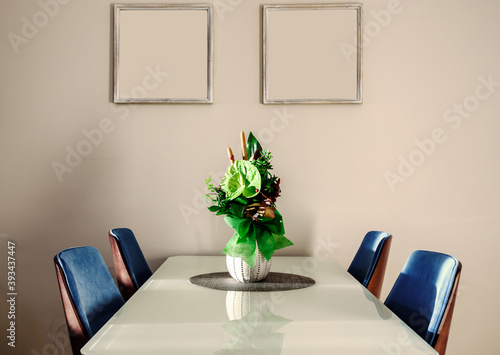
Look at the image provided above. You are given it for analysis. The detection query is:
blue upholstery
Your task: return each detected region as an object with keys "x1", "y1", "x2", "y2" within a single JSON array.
[
  {"x1": 55, "y1": 246, "x2": 124, "y2": 339},
  {"x1": 384, "y1": 250, "x2": 460, "y2": 347},
  {"x1": 109, "y1": 228, "x2": 152, "y2": 290},
  {"x1": 348, "y1": 231, "x2": 391, "y2": 287}
]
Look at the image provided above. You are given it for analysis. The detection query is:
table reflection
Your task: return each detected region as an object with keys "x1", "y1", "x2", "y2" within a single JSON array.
[{"x1": 217, "y1": 291, "x2": 292, "y2": 354}]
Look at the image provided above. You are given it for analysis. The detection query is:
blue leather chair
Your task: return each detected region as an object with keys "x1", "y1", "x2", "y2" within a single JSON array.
[
  {"x1": 108, "y1": 228, "x2": 152, "y2": 301},
  {"x1": 347, "y1": 231, "x2": 392, "y2": 298},
  {"x1": 54, "y1": 246, "x2": 124, "y2": 355},
  {"x1": 384, "y1": 250, "x2": 462, "y2": 355}
]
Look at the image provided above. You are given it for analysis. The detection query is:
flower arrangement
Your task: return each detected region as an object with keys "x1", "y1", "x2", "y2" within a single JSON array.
[{"x1": 206, "y1": 131, "x2": 293, "y2": 268}]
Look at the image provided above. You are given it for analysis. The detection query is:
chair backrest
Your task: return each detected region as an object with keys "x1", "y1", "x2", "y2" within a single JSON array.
[
  {"x1": 54, "y1": 246, "x2": 124, "y2": 355},
  {"x1": 384, "y1": 250, "x2": 462, "y2": 354},
  {"x1": 108, "y1": 228, "x2": 152, "y2": 300},
  {"x1": 347, "y1": 231, "x2": 392, "y2": 298}
]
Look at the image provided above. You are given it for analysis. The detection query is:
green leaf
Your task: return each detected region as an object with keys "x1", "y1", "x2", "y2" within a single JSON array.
[
  {"x1": 208, "y1": 206, "x2": 220, "y2": 212},
  {"x1": 228, "y1": 201, "x2": 246, "y2": 218},
  {"x1": 246, "y1": 132, "x2": 262, "y2": 160},
  {"x1": 221, "y1": 160, "x2": 261, "y2": 200},
  {"x1": 234, "y1": 196, "x2": 248, "y2": 205},
  {"x1": 273, "y1": 234, "x2": 294, "y2": 250}
]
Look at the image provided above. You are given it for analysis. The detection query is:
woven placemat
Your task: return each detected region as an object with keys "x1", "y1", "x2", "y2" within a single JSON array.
[{"x1": 188, "y1": 272, "x2": 315, "y2": 292}]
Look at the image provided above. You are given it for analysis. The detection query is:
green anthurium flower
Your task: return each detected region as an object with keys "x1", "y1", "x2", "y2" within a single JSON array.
[{"x1": 221, "y1": 160, "x2": 261, "y2": 200}]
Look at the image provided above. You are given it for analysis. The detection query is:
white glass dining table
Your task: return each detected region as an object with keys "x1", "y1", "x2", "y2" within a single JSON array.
[{"x1": 80, "y1": 256, "x2": 438, "y2": 355}]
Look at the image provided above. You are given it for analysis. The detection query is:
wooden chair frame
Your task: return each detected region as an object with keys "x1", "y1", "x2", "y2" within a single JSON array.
[
  {"x1": 54, "y1": 258, "x2": 89, "y2": 355},
  {"x1": 433, "y1": 261, "x2": 462, "y2": 355},
  {"x1": 109, "y1": 231, "x2": 137, "y2": 301},
  {"x1": 365, "y1": 234, "x2": 392, "y2": 299}
]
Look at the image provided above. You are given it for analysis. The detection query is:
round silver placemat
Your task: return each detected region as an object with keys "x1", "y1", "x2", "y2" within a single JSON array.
[{"x1": 188, "y1": 272, "x2": 315, "y2": 291}]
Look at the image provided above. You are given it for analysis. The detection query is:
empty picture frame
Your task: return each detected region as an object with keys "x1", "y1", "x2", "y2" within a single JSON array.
[
  {"x1": 113, "y1": 4, "x2": 213, "y2": 103},
  {"x1": 263, "y1": 4, "x2": 362, "y2": 104}
]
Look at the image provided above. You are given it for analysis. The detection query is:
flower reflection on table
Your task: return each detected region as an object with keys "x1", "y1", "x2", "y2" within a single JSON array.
[{"x1": 216, "y1": 291, "x2": 292, "y2": 354}]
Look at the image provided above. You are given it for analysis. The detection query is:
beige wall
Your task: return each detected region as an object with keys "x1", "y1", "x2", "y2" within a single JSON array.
[{"x1": 1, "y1": 0, "x2": 499, "y2": 353}]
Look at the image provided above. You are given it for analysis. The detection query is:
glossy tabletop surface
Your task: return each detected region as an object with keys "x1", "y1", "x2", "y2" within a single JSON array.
[{"x1": 81, "y1": 256, "x2": 438, "y2": 355}]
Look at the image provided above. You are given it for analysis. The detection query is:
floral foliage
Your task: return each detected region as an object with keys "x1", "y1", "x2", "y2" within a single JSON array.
[{"x1": 206, "y1": 132, "x2": 293, "y2": 267}]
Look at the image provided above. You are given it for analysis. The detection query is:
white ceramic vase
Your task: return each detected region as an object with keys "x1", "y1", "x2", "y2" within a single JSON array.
[{"x1": 226, "y1": 244, "x2": 272, "y2": 283}]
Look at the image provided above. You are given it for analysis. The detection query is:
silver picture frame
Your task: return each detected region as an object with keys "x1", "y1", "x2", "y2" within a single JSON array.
[
  {"x1": 113, "y1": 4, "x2": 213, "y2": 103},
  {"x1": 262, "y1": 4, "x2": 362, "y2": 104}
]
